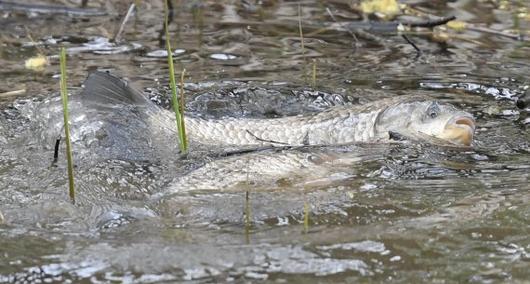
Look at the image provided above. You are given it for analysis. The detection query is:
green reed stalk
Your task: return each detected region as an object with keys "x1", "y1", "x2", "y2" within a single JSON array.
[
  {"x1": 59, "y1": 47, "x2": 75, "y2": 204},
  {"x1": 164, "y1": 0, "x2": 187, "y2": 153},
  {"x1": 178, "y1": 69, "x2": 188, "y2": 150}
]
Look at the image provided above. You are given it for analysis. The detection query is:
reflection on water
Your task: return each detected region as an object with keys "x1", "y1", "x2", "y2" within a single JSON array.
[{"x1": 0, "y1": 0, "x2": 529, "y2": 282}]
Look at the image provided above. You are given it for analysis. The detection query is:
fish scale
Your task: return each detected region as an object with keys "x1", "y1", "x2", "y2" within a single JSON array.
[{"x1": 178, "y1": 107, "x2": 382, "y2": 146}]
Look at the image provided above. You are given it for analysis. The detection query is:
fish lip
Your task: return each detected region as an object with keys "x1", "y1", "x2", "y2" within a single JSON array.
[
  {"x1": 442, "y1": 115, "x2": 476, "y2": 146},
  {"x1": 447, "y1": 115, "x2": 476, "y2": 132}
]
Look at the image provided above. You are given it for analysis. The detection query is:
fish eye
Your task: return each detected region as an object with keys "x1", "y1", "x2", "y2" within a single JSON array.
[{"x1": 427, "y1": 102, "x2": 440, "y2": 119}]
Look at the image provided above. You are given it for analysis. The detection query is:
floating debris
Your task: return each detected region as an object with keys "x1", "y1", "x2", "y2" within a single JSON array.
[
  {"x1": 145, "y1": 49, "x2": 186, "y2": 58},
  {"x1": 66, "y1": 37, "x2": 142, "y2": 55},
  {"x1": 360, "y1": 0, "x2": 400, "y2": 18},
  {"x1": 210, "y1": 53, "x2": 237, "y2": 60},
  {"x1": 0, "y1": 88, "x2": 26, "y2": 97},
  {"x1": 446, "y1": 20, "x2": 467, "y2": 32},
  {"x1": 24, "y1": 55, "x2": 49, "y2": 71}
]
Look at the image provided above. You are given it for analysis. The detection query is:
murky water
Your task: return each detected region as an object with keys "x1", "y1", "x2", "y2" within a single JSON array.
[{"x1": 1, "y1": 0, "x2": 529, "y2": 282}]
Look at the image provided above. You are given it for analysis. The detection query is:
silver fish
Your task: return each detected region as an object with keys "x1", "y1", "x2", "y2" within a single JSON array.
[
  {"x1": 153, "y1": 144, "x2": 389, "y2": 198},
  {"x1": 81, "y1": 72, "x2": 475, "y2": 147}
]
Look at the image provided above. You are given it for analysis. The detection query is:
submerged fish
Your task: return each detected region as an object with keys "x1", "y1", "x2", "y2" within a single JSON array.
[
  {"x1": 14, "y1": 72, "x2": 477, "y2": 197},
  {"x1": 82, "y1": 72, "x2": 475, "y2": 147},
  {"x1": 153, "y1": 144, "x2": 389, "y2": 198}
]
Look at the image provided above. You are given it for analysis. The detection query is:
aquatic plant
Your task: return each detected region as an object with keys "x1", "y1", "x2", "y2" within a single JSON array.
[
  {"x1": 178, "y1": 69, "x2": 188, "y2": 150},
  {"x1": 164, "y1": 0, "x2": 188, "y2": 153},
  {"x1": 59, "y1": 47, "x2": 75, "y2": 203}
]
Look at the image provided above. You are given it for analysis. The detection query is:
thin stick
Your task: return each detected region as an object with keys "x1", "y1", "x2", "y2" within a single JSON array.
[
  {"x1": 326, "y1": 7, "x2": 358, "y2": 52},
  {"x1": 401, "y1": 34, "x2": 421, "y2": 57},
  {"x1": 24, "y1": 27, "x2": 47, "y2": 55},
  {"x1": 59, "y1": 47, "x2": 75, "y2": 204},
  {"x1": 407, "y1": 16, "x2": 456, "y2": 28},
  {"x1": 298, "y1": 4, "x2": 306, "y2": 59},
  {"x1": 113, "y1": 3, "x2": 136, "y2": 43},
  {"x1": 298, "y1": 3, "x2": 307, "y2": 82},
  {"x1": 0, "y1": 89, "x2": 25, "y2": 97},
  {"x1": 467, "y1": 25, "x2": 523, "y2": 41}
]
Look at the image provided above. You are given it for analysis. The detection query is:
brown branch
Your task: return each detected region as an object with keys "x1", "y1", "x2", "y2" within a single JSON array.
[{"x1": 406, "y1": 16, "x2": 456, "y2": 28}]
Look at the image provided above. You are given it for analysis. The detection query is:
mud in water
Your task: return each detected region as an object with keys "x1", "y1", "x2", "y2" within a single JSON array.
[{"x1": 0, "y1": 0, "x2": 529, "y2": 282}]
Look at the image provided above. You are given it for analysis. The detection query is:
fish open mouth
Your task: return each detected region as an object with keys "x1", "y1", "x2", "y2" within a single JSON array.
[{"x1": 439, "y1": 116, "x2": 476, "y2": 146}]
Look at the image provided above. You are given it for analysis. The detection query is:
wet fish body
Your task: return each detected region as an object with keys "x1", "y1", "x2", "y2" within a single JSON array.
[
  {"x1": 17, "y1": 72, "x2": 478, "y2": 197},
  {"x1": 83, "y1": 72, "x2": 476, "y2": 148},
  {"x1": 184, "y1": 105, "x2": 383, "y2": 146},
  {"x1": 156, "y1": 144, "x2": 390, "y2": 197}
]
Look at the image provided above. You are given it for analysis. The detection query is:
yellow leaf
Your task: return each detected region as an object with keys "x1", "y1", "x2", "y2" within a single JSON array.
[
  {"x1": 25, "y1": 55, "x2": 49, "y2": 71},
  {"x1": 446, "y1": 20, "x2": 467, "y2": 32},
  {"x1": 360, "y1": 0, "x2": 400, "y2": 18}
]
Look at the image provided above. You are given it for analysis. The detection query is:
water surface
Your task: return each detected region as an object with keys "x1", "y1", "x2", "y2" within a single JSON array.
[{"x1": 0, "y1": 0, "x2": 529, "y2": 282}]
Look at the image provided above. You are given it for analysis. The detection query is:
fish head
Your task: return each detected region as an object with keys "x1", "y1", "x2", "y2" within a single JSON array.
[{"x1": 379, "y1": 100, "x2": 476, "y2": 146}]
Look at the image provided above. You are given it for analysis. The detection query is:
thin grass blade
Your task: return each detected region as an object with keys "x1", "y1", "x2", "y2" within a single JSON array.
[
  {"x1": 59, "y1": 47, "x2": 75, "y2": 203},
  {"x1": 164, "y1": 0, "x2": 187, "y2": 153}
]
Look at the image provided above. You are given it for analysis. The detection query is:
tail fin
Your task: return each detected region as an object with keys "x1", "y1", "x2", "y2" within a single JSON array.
[
  {"x1": 80, "y1": 71, "x2": 151, "y2": 106},
  {"x1": 79, "y1": 71, "x2": 177, "y2": 137}
]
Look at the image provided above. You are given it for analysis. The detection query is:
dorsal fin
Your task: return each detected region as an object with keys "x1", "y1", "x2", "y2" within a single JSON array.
[{"x1": 80, "y1": 71, "x2": 150, "y2": 106}]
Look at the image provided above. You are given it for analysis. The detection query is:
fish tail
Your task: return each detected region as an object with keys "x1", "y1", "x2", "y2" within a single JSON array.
[{"x1": 80, "y1": 71, "x2": 152, "y2": 107}]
